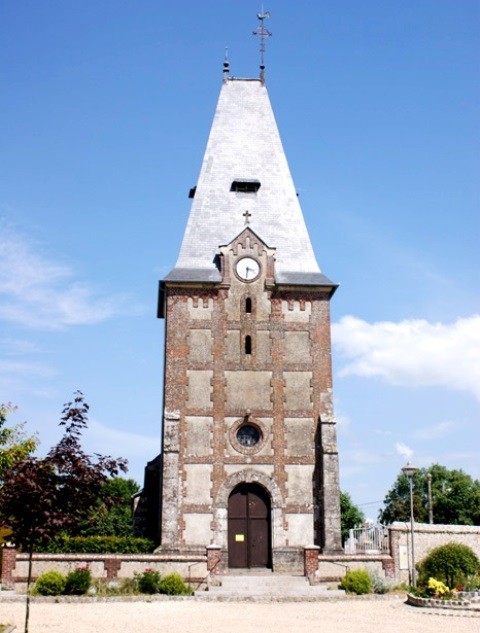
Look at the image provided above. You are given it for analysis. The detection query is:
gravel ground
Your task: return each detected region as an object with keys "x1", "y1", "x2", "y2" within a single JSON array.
[{"x1": 1, "y1": 597, "x2": 479, "y2": 633}]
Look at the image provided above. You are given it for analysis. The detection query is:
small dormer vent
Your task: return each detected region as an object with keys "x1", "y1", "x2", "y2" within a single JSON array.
[{"x1": 230, "y1": 179, "x2": 261, "y2": 193}]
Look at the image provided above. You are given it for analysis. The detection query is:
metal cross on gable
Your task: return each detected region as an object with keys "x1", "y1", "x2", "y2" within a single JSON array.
[{"x1": 243, "y1": 210, "x2": 252, "y2": 225}]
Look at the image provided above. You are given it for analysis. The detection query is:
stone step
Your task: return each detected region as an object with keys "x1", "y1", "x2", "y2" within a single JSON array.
[
  {"x1": 218, "y1": 574, "x2": 310, "y2": 590},
  {"x1": 196, "y1": 574, "x2": 345, "y2": 600}
]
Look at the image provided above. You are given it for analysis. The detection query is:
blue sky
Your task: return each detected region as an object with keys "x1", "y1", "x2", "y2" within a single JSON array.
[{"x1": 1, "y1": 1, "x2": 479, "y2": 519}]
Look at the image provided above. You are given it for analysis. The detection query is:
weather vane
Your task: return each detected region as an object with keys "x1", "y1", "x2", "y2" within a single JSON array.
[{"x1": 253, "y1": 8, "x2": 272, "y2": 83}]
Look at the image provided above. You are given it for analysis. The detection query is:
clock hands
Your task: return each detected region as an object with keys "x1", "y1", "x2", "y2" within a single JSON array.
[{"x1": 236, "y1": 257, "x2": 260, "y2": 280}]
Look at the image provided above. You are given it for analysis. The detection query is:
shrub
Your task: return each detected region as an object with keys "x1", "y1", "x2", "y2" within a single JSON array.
[
  {"x1": 339, "y1": 569, "x2": 372, "y2": 595},
  {"x1": 158, "y1": 572, "x2": 192, "y2": 596},
  {"x1": 368, "y1": 570, "x2": 390, "y2": 594},
  {"x1": 417, "y1": 542, "x2": 480, "y2": 589},
  {"x1": 34, "y1": 570, "x2": 66, "y2": 596},
  {"x1": 64, "y1": 565, "x2": 91, "y2": 595},
  {"x1": 137, "y1": 568, "x2": 161, "y2": 594}
]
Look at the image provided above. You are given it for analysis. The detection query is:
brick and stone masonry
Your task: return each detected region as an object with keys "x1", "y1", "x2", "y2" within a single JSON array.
[{"x1": 142, "y1": 72, "x2": 345, "y2": 570}]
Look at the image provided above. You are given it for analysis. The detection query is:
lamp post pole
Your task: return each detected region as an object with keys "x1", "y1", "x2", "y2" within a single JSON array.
[
  {"x1": 402, "y1": 462, "x2": 418, "y2": 588},
  {"x1": 427, "y1": 472, "x2": 433, "y2": 524}
]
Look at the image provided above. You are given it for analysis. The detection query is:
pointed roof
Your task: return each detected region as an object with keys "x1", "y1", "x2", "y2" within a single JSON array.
[{"x1": 165, "y1": 77, "x2": 334, "y2": 288}]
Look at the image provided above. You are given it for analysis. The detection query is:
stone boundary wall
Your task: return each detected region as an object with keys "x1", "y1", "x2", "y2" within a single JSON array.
[
  {"x1": 389, "y1": 522, "x2": 480, "y2": 584},
  {"x1": 1, "y1": 547, "x2": 208, "y2": 592},
  {"x1": 316, "y1": 554, "x2": 395, "y2": 582},
  {"x1": 317, "y1": 523, "x2": 480, "y2": 584},
  {"x1": 3, "y1": 524, "x2": 479, "y2": 591}
]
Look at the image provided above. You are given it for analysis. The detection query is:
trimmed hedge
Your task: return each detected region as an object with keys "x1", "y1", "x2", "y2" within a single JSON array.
[{"x1": 35, "y1": 535, "x2": 156, "y2": 554}]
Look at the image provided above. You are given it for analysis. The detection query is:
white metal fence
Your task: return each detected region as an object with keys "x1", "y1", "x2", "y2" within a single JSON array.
[{"x1": 344, "y1": 524, "x2": 390, "y2": 554}]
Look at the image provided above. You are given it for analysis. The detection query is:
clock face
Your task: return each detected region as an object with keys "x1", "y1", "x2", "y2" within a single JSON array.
[{"x1": 236, "y1": 257, "x2": 260, "y2": 281}]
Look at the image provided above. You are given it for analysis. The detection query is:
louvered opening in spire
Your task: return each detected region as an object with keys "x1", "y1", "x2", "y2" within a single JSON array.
[{"x1": 231, "y1": 179, "x2": 261, "y2": 193}]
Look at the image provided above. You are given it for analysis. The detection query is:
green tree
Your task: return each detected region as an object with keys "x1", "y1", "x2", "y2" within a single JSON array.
[
  {"x1": 0, "y1": 391, "x2": 127, "y2": 633},
  {"x1": 340, "y1": 491, "x2": 365, "y2": 543},
  {"x1": 79, "y1": 477, "x2": 140, "y2": 537},
  {"x1": 379, "y1": 464, "x2": 480, "y2": 525},
  {"x1": 0, "y1": 403, "x2": 37, "y2": 481}
]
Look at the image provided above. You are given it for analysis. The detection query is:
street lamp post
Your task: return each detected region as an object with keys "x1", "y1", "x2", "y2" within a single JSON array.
[
  {"x1": 402, "y1": 462, "x2": 418, "y2": 587},
  {"x1": 427, "y1": 472, "x2": 433, "y2": 524}
]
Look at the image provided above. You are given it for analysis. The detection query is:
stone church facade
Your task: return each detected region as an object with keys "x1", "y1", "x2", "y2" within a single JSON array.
[{"x1": 154, "y1": 64, "x2": 343, "y2": 571}]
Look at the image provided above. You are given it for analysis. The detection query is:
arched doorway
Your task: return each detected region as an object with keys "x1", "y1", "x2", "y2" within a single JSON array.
[{"x1": 228, "y1": 483, "x2": 272, "y2": 568}]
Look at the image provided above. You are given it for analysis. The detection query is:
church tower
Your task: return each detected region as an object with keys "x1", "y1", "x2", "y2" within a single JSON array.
[{"x1": 157, "y1": 49, "x2": 343, "y2": 570}]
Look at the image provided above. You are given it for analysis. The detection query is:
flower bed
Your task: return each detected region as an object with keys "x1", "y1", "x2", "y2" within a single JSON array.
[
  {"x1": 406, "y1": 593, "x2": 470, "y2": 609},
  {"x1": 457, "y1": 590, "x2": 480, "y2": 600}
]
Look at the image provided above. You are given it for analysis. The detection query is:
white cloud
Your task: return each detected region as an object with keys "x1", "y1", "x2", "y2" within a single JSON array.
[
  {"x1": 343, "y1": 449, "x2": 386, "y2": 465},
  {"x1": 395, "y1": 442, "x2": 414, "y2": 461},
  {"x1": 82, "y1": 419, "x2": 160, "y2": 484},
  {"x1": 0, "y1": 230, "x2": 138, "y2": 329},
  {"x1": 332, "y1": 315, "x2": 480, "y2": 401},
  {"x1": 413, "y1": 420, "x2": 457, "y2": 441},
  {"x1": 0, "y1": 359, "x2": 56, "y2": 394},
  {"x1": 0, "y1": 359, "x2": 55, "y2": 379},
  {"x1": 29, "y1": 416, "x2": 159, "y2": 485},
  {"x1": 0, "y1": 338, "x2": 41, "y2": 354},
  {"x1": 0, "y1": 359, "x2": 57, "y2": 404}
]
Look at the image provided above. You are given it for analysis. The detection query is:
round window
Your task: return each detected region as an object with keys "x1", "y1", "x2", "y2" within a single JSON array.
[{"x1": 236, "y1": 424, "x2": 261, "y2": 448}]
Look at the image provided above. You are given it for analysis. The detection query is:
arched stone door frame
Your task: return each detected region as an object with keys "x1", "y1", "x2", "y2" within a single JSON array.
[{"x1": 213, "y1": 469, "x2": 285, "y2": 550}]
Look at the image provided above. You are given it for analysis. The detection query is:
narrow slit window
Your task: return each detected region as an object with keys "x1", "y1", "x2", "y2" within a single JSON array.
[
  {"x1": 245, "y1": 297, "x2": 252, "y2": 313},
  {"x1": 245, "y1": 335, "x2": 252, "y2": 355}
]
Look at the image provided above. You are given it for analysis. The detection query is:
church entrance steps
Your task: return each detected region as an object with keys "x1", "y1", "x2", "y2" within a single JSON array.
[{"x1": 196, "y1": 573, "x2": 346, "y2": 600}]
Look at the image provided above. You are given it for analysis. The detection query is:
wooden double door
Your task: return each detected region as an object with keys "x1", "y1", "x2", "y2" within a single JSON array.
[{"x1": 228, "y1": 483, "x2": 272, "y2": 568}]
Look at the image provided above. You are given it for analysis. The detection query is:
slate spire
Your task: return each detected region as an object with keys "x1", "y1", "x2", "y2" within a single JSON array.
[{"x1": 165, "y1": 76, "x2": 334, "y2": 289}]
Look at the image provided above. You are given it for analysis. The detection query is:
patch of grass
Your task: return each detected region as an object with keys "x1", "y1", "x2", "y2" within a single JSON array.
[
  {"x1": 389, "y1": 582, "x2": 411, "y2": 593},
  {"x1": 90, "y1": 577, "x2": 139, "y2": 596}
]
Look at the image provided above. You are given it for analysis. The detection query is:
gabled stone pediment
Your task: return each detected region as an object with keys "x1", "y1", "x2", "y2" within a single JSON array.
[
  {"x1": 219, "y1": 226, "x2": 275, "y2": 258},
  {"x1": 218, "y1": 227, "x2": 276, "y2": 288}
]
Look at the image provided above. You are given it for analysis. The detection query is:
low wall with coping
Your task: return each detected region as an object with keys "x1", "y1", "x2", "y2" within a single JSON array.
[
  {"x1": 1, "y1": 548, "x2": 208, "y2": 592},
  {"x1": 317, "y1": 523, "x2": 480, "y2": 584},
  {"x1": 316, "y1": 555, "x2": 395, "y2": 582},
  {"x1": 389, "y1": 522, "x2": 480, "y2": 584}
]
